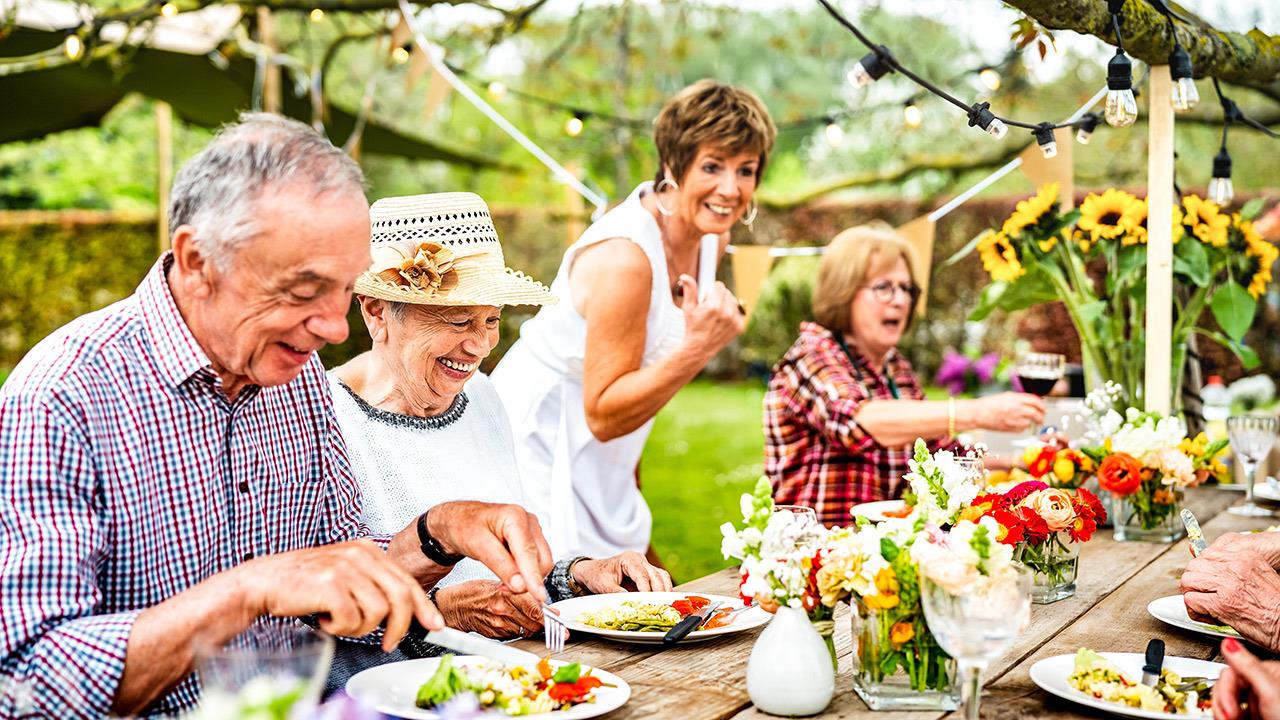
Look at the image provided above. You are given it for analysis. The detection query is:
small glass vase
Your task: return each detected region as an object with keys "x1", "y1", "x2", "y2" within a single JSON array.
[
  {"x1": 1014, "y1": 532, "x2": 1079, "y2": 604},
  {"x1": 1113, "y1": 491, "x2": 1185, "y2": 543},
  {"x1": 851, "y1": 599, "x2": 960, "y2": 710}
]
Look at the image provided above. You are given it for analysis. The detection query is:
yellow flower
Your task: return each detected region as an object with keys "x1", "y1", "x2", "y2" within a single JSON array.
[
  {"x1": 815, "y1": 544, "x2": 877, "y2": 607},
  {"x1": 1078, "y1": 189, "x2": 1142, "y2": 246},
  {"x1": 977, "y1": 230, "x2": 1025, "y2": 282},
  {"x1": 1128, "y1": 202, "x2": 1185, "y2": 245},
  {"x1": 1002, "y1": 182, "x2": 1060, "y2": 238},
  {"x1": 1053, "y1": 454, "x2": 1077, "y2": 484},
  {"x1": 890, "y1": 621, "x2": 916, "y2": 648},
  {"x1": 1246, "y1": 236, "x2": 1278, "y2": 299},
  {"x1": 863, "y1": 567, "x2": 901, "y2": 610},
  {"x1": 1073, "y1": 228, "x2": 1095, "y2": 253},
  {"x1": 1182, "y1": 195, "x2": 1231, "y2": 248}
]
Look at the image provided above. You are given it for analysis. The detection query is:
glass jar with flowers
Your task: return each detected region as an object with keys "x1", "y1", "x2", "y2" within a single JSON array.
[{"x1": 962, "y1": 481, "x2": 1106, "y2": 603}]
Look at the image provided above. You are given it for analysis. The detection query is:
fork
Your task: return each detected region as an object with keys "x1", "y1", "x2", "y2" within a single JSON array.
[{"x1": 542, "y1": 603, "x2": 567, "y2": 653}]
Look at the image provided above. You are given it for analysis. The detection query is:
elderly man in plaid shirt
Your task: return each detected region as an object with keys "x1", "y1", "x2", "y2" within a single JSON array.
[{"x1": 0, "y1": 114, "x2": 554, "y2": 718}]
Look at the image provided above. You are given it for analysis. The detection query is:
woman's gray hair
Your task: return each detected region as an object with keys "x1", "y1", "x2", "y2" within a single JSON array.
[{"x1": 168, "y1": 112, "x2": 366, "y2": 270}]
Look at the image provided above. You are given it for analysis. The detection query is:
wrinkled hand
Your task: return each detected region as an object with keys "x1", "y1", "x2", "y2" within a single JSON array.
[
  {"x1": 435, "y1": 580, "x2": 544, "y2": 639},
  {"x1": 971, "y1": 392, "x2": 1046, "y2": 434},
  {"x1": 1180, "y1": 545, "x2": 1280, "y2": 653},
  {"x1": 677, "y1": 275, "x2": 745, "y2": 363},
  {"x1": 1197, "y1": 532, "x2": 1280, "y2": 569},
  {"x1": 237, "y1": 540, "x2": 440, "y2": 651},
  {"x1": 1212, "y1": 638, "x2": 1280, "y2": 720},
  {"x1": 573, "y1": 551, "x2": 674, "y2": 594},
  {"x1": 428, "y1": 501, "x2": 554, "y2": 602}
]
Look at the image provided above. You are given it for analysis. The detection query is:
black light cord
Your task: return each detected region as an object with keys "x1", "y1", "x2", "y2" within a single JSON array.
[{"x1": 1213, "y1": 78, "x2": 1280, "y2": 140}]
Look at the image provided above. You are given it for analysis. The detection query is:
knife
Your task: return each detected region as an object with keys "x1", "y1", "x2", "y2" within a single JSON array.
[
  {"x1": 421, "y1": 626, "x2": 544, "y2": 668},
  {"x1": 664, "y1": 601, "x2": 724, "y2": 645},
  {"x1": 1181, "y1": 508, "x2": 1209, "y2": 557},
  {"x1": 1141, "y1": 638, "x2": 1165, "y2": 687}
]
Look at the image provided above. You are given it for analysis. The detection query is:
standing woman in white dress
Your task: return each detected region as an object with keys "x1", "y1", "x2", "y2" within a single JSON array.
[{"x1": 492, "y1": 80, "x2": 777, "y2": 565}]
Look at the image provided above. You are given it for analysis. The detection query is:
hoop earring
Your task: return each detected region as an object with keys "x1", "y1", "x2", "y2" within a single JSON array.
[
  {"x1": 654, "y1": 177, "x2": 678, "y2": 217},
  {"x1": 741, "y1": 199, "x2": 758, "y2": 229}
]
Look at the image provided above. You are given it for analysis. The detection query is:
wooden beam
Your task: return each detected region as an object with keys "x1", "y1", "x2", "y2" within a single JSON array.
[
  {"x1": 1145, "y1": 66, "x2": 1175, "y2": 414},
  {"x1": 155, "y1": 100, "x2": 173, "y2": 253}
]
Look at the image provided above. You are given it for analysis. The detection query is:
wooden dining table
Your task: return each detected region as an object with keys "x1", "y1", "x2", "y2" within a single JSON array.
[{"x1": 510, "y1": 486, "x2": 1275, "y2": 718}]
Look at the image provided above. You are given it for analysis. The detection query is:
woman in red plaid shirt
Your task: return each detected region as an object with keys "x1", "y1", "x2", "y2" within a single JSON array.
[{"x1": 764, "y1": 224, "x2": 1046, "y2": 526}]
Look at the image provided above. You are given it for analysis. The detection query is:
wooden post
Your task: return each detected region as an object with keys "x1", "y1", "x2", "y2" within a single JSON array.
[
  {"x1": 564, "y1": 162, "x2": 585, "y2": 246},
  {"x1": 155, "y1": 100, "x2": 173, "y2": 253},
  {"x1": 1144, "y1": 66, "x2": 1175, "y2": 414},
  {"x1": 256, "y1": 7, "x2": 281, "y2": 113}
]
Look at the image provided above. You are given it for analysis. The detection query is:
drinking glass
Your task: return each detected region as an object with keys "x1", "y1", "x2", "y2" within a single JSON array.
[
  {"x1": 952, "y1": 456, "x2": 986, "y2": 487},
  {"x1": 773, "y1": 505, "x2": 818, "y2": 524},
  {"x1": 1014, "y1": 352, "x2": 1065, "y2": 399},
  {"x1": 194, "y1": 622, "x2": 334, "y2": 720},
  {"x1": 920, "y1": 565, "x2": 1032, "y2": 720},
  {"x1": 1227, "y1": 415, "x2": 1280, "y2": 517}
]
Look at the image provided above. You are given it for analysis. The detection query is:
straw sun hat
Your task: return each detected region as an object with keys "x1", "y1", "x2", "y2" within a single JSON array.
[{"x1": 354, "y1": 192, "x2": 557, "y2": 307}]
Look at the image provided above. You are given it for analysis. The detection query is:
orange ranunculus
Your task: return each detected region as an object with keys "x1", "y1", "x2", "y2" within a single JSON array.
[
  {"x1": 1152, "y1": 488, "x2": 1177, "y2": 505},
  {"x1": 890, "y1": 621, "x2": 915, "y2": 648},
  {"x1": 1098, "y1": 453, "x2": 1143, "y2": 496}
]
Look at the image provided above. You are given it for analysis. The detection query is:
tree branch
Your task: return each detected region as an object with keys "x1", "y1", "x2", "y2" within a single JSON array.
[
  {"x1": 757, "y1": 145, "x2": 1024, "y2": 210},
  {"x1": 1003, "y1": 0, "x2": 1280, "y2": 101}
]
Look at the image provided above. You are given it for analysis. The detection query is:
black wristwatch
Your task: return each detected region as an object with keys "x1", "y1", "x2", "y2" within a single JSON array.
[{"x1": 416, "y1": 510, "x2": 465, "y2": 566}]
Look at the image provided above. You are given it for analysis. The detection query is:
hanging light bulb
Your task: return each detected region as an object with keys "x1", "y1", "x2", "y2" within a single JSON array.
[
  {"x1": 1033, "y1": 123, "x2": 1058, "y2": 159},
  {"x1": 978, "y1": 67, "x2": 1001, "y2": 92},
  {"x1": 63, "y1": 34, "x2": 84, "y2": 61},
  {"x1": 1075, "y1": 113, "x2": 1101, "y2": 145},
  {"x1": 823, "y1": 118, "x2": 845, "y2": 147},
  {"x1": 160, "y1": 2, "x2": 178, "y2": 17},
  {"x1": 391, "y1": 46, "x2": 411, "y2": 64},
  {"x1": 1104, "y1": 50, "x2": 1138, "y2": 128},
  {"x1": 486, "y1": 81, "x2": 507, "y2": 100},
  {"x1": 1168, "y1": 45, "x2": 1199, "y2": 112},
  {"x1": 902, "y1": 101, "x2": 923, "y2": 129},
  {"x1": 309, "y1": 8, "x2": 325, "y2": 22},
  {"x1": 967, "y1": 102, "x2": 1008, "y2": 139},
  {"x1": 1207, "y1": 147, "x2": 1234, "y2": 205},
  {"x1": 565, "y1": 113, "x2": 585, "y2": 137},
  {"x1": 846, "y1": 47, "x2": 893, "y2": 88}
]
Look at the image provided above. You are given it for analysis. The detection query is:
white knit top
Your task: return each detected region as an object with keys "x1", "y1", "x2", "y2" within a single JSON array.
[{"x1": 329, "y1": 372, "x2": 523, "y2": 587}]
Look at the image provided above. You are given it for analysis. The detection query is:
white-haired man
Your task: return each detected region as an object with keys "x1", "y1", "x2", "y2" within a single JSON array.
[{"x1": 0, "y1": 114, "x2": 553, "y2": 717}]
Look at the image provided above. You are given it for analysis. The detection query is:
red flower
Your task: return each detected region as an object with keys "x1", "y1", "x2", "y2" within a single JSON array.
[
  {"x1": 1016, "y1": 506, "x2": 1051, "y2": 545},
  {"x1": 1027, "y1": 447, "x2": 1056, "y2": 478},
  {"x1": 991, "y1": 509, "x2": 1025, "y2": 544},
  {"x1": 1005, "y1": 480, "x2": 1049, "y2": 505},
  {"x1": 1068, "y1": 514, "x2": 1098, "y2": 543},
  {"x1": 1074, "y1": 486, "x2": 1108, "y2": 525},
  {"x1": 1098, "y1": 453, "x2": 1143, "y2": 496}
]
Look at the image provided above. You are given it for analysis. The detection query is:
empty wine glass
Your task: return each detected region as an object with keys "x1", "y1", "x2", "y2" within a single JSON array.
[
  {"x1": 194, "y1": 622, "x2": 334, "y2": 719},
  {"x1": 921, "y1": 565, "x2": 1032, "y2": 720},
  {"x1": 952, "y1": 455, "x2": 987, "y2": 487},
  {"x1": 1227, "y1": 415, "x2": 1280, "y2": 517},
  {"x1": 773, "y1": 505, "x2": 818, "y2": 524}
]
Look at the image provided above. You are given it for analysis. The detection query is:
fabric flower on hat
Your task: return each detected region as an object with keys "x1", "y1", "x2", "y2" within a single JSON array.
[{"x1": 374, "y1": 242, "x2": 458, "y2": 295}]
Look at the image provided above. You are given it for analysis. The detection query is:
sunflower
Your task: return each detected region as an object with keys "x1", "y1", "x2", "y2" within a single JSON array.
[
  {"x1": 977, "y1": 230, "x2": 1025, "y2": 282},
  {"x1": 1072, "y1": 227, "x2": 1095, "y2": 253},
  {"x1": 1242, "y1": 219, "x2": 1279, "y2": 298},
  {"x1": 1002, "y1": 182, "x2": 1060, "y2": 238},
  {"x1": 1181, "y1": 195, "x2": 1230, "y2": 248},
  {"x1": 1125, "y1": 199, "x2": 1184, "y2": 246},
  {"x1": 1078, "y1": 188, "x2": 1143, "y2": 245}
]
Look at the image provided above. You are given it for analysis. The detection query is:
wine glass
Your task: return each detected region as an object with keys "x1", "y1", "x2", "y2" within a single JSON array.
[
  {"x1": 952, "y1": 455, "x2": 987, "y2": 487},
  {"x1": 194, "y1": 622, "x2": 334, "y2": 719},
  {"x1": 921, "y1": 565, "x2": 1032, "y2": 720},
  {"x1": 1227, "y1": 415, "x2": 1280, "y2": 517},
  {"x1": 1014, "y1": 352, "x2": 1066, "y2": 399},
  {"x1": 773, "y1": 505, "x2": 818, "y2": 525}
]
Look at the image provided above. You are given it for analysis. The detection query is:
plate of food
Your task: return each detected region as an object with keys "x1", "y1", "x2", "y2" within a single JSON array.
[
  {"x1": 1147, "y1": 595, "x2": 1242, "y2": 640},
  {"x1": 1029, "y1": 648, "x2": 1220, "y2": 718},
  {"x1": 850, "y1": 500, "x2": 912, "y2": 523},
  {"x1": 547, "y1": 592, "x2": 771, "y2": 644},
  {"x1": 346, "y1": 654, "x2": 630, "y2": 719}
]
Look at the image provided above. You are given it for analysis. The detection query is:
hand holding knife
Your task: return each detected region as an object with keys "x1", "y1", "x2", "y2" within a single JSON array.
[
  {"x1": 664, "y1": 601, "x2": 724, "y2": 645},
  {"x1": 1181, "y1": 509, "x2": 1209, "y2": 557}
]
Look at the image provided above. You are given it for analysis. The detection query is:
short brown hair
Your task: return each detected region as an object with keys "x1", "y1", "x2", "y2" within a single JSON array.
[
  {"x1": 812, "y1": 223, "x2": 921, "y2": 335},
  {"x1": 652, "y1": 80, "x2": 776, "y2": 186}
]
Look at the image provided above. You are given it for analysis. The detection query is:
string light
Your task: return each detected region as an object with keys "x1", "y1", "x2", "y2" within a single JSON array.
[
  {"x1": 309, "y1": 8, "x2": 325, "y2": 22},
  {"x1": 62, "y1": 34, "x2": 84, "y2": 60},
  {"x1": 847, "y1": 47, "x2": 893, "y2": 88},
  {"x1": 160, "y1": 3, "x2": 177, "y2": 17},
  {"x1": 966, "y1": 102, "x2": 1007, "y2": 139},
  {"x1": 1033, "y1": 123, "x2": 1058, "y2": 158},
  {"x1": 823, "y1": 118, "x2": 845, "y2": 146},
  {"x1": 978, "y1": 67, "x2": 1001, "y2": 92},
  {"x1": 1208, "y1": 147, "x2": 1233, "y2": 204},
  {"x1": 1168, "y1": 44, "x2": 1199, "y2": 112},
  {"x1": 1075, "y1": 113, "x2": 1101, "y2": 145},
  {"x1": 1104, "y1": 50, "x2": 1138, "y2": 127},
  {"x1": 902, "y1": 100, "x2": 923, "y2": 129},
  {"x1": 487, "y1": 81, "x2": 507, "y2": 100},
  {"x1": 564, "y1": 113, "x2": 585, "y2": 137},
  {"x1": 391, "y1": 46, "x2": 410, "y2": 64}
]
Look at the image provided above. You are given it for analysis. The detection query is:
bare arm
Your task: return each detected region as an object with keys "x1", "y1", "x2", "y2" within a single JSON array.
[
  {"x1": 574, "y1": 239, "x2": 743, "y2": 442},
  {"x1": 853, "y1": 393, "x2": 1047, "y2": 448}
]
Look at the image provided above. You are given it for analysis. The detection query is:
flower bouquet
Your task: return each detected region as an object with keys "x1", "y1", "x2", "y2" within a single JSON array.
[
  {"x1": 961, "y1": 481, "x2": 1106, "y2": 603},
  {"x1": 1021, "y1": 439, "x2": 1096, "y2": 489},
  {"x1": 952, "y1": 183, "x2": 1277, "y2": 409}
]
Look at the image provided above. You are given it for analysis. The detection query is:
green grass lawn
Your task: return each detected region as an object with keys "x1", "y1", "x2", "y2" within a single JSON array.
[{"x1": 641, "y1": 379, "x2": 765, "y2": 584}]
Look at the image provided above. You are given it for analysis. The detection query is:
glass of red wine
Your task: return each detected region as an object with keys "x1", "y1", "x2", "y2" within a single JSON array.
[{"x1": 1014, "y1": 352, "x2": 1065, "y2": 437}]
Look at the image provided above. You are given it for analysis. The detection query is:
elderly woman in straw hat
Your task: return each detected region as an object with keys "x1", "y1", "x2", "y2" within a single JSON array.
[{"x1": 327, "y1": 193, "x2": 670, "y2": 682}]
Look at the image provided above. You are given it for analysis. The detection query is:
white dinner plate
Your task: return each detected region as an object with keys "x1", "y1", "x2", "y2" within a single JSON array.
[
  {"x1": 1147, "y1": 595, "x2": 1242, "y2": 639},
  {"x1": 548, "y1": 591, "x2": 771, "y2": 644},
  {"x1": 1029, "y1": 652, "x2": 1221, "y2": 719},
  {"x1": 1252, "y1": 479, "x2": 1280, "y2": 502},
  {"x1": 850, "y1": 500, "x2": 911, "y2": 523},
  {"x1": 346, "y1": 656, "x2": 630, "y2": 719}
]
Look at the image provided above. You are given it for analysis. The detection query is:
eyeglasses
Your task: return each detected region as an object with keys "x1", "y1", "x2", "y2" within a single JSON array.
[{"x1": 862, "y1": 281, "x2": 921, "y2": 304}]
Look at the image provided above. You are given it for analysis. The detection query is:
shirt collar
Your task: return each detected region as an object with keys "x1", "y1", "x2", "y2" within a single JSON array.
[
  {"x1": 138, "y1": 252, "x2": 215, "y2": 388},
  {"x1": 802, "y1": 321, "x2": 901, "y2": 375}
]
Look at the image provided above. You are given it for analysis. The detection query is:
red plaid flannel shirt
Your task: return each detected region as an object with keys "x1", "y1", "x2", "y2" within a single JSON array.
[{"x1": 765, "y1": 322, "x2": 943, "y2": 526}]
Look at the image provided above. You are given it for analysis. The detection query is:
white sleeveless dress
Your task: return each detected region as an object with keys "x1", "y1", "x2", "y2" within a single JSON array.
[{"x1": 491, "y1": 182, "x2": 685, "y2": 558}]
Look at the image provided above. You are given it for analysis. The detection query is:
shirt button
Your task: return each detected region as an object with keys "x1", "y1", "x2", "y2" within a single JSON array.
[
  {"x1": 237, "y1": 480, "x2": 250, "y2": 493},
  {"x1": 242, "y1": 552, "x2": 253, "y2": 562}
]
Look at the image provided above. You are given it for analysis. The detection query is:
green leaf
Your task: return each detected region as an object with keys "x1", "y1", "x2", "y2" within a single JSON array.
[
  {"x1": 1209, "y1": 281, "x2": 1256, "y2": 342},
  {"x1": 968, "y1": 267, "x2": 1059, "y2": 322},
  {"x1": 1173, "y1": 237, "x2": 1210, "y2": 286},
  {"x1": 968, "y1": 282, "x2": 1009, "y2": 322},
  {"x1": 1198, "y1": 329, "x2": 1262, "y2": 370},
  {"x1": 1117, "y1": 244, "x2": 1147, "y2": 283},
  {"x1": 880, "y1": 538, "x2": 901, "y2": 562},
  {"x1": 943, "y1": 231, "x2": 987, "y2": 267},
  {"x1": 1241, "y1": 197, "x2": 1265, "y2": 220},
  {"x1": 1076, "y1": 300, "x2": 1106, "y2": 325},
  {"x1": 553, "y1": 663, "x2": 582, "y2": 684}
]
